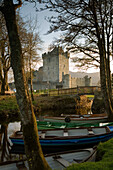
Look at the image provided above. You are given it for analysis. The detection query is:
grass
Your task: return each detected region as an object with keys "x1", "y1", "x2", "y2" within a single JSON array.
[
  {"x1": 0, "y1": 94, "x2": 77, "y2": 122},
  {"x1": 85, "y1": 95, "x2": 94, "y2": 99},
  {"x1": 0, "y1": 95, "x2": 20, "y2": 123},
  {"x1": 67, "y1": 138, "x2": 113, "y2": 170},
  {"x1": 0, "y1": 94, "x2": 91, "y2": 122},
  {"x1": 0, "y1": 96, "x2": 18, "y2": 111}
]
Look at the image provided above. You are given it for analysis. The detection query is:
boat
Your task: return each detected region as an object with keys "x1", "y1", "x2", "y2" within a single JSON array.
[
  {"x1": 37, "y1": 120, "x2": 100, "y2": 129},
  {"x1": 1, "y1": 147, "x2": 96, "y2": 170},
  {"x1": 44, "y1": 147, "x2": 96, "y2": 169},
  {"x1": 42, "y1": 113, "x2": 108, "y2": 124},
  {"x1": 60, "y1": 113, "x2": 107, "y2": 118},
  {"x1": 37, "y1": 120, "x2": 113, "y2": 130},
  {"x1": 9, "y1": 126, "x2": 113, "y2": 154}
]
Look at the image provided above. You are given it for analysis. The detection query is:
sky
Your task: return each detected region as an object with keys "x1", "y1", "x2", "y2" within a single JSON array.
[
  {"x1": 19, "y1": 2, "x2": 103, "y2": 73},
  {"x1": 20, "y1": 3, "x2": 59, "y2": 51}
]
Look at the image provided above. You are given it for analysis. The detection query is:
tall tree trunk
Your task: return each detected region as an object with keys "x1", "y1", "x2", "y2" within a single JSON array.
[
  {"x1": 0, "y1": 62, "x2": 3, "y2": 93},
  {"x1": 99, "y1": 43, "x2": 113, "y2": 121},
  {"x1": 2, "y1": 1, "x2": 50, "y2": 169},
  {"x1": 1, "y1": 41, "x2": 9, "y2": 94},
  {"x1": 29, "y1": 58, "x2": 34, "y2": 101},
  {"x1": 1, "y1": 43, "x2": 5, "y2": 95},
  {"x1": 1, "y1": 79, "x2": 5, "y2": 95},
  {"x1": 106, "y1": 34, "x2": 112, "y2": 99},
  {"x1": 91, "y1": 1, "x2": 113, "y2": 121},
  {"x1": 1, "y1": 71, "x2": 9, "y2": 95},
  {"x1": 1, "y1": 124, "x2": 10, "y2": 162}
]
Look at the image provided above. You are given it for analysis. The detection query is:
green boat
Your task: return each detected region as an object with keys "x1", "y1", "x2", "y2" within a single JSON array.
[{"x1": 37, "y1": 120, "x2": 113, "y2": 130}]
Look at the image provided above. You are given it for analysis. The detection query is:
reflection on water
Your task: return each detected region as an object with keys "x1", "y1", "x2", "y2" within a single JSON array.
[
  {"x1": 76, "y1": 107, "x2": 92, "y2": 115},
  {"x1": 8, "y1": 122, "x2": 21, "y2": 138}
]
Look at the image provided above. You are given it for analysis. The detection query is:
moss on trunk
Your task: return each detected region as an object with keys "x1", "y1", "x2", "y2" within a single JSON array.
[
  {"x1": 22, "y1": 117, "x2": 50, "y2": 170},
  {"x1": 2, "y1": 1, "x2": 50, "y2": 169}
]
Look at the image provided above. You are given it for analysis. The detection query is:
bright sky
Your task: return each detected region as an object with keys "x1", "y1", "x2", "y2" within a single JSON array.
[
  {"x1": 19, "y1": 2, "x2": 112, "y2": 74},
  {"x1": 20, "y1": 3, "x2": 59, "y2": 51}
]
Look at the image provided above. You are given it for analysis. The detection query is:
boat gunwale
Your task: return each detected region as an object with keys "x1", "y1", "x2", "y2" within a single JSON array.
[
  {"x1": 44, "y1": 146, "x2": 97, "y2": 157},
  {"x1": 9, "y1": 126, "x2": 112, "y2": 141},
  {"x1": 45, "y1": 146, "x2": 97, "y2": 165},
  {"x1": 0, "y1": 147, "x2": 97, "y2": 169},
  {"x1": 43, "y1": 116, "x2": 108, "y2": 121}
]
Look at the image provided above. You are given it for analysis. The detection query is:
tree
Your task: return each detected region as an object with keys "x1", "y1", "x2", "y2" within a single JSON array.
[
  {"x1": 24, "y1": 16, "x2": 42, "y2": 101},
  {"x1": 0, "y1": 13, "x2": 10, "y2": 94},
  {"x1": 43, "y1": 0, "x2": 113, "y2": 120},
  {"x1": 0, "y1": 11, "x2": 27, "y2": 95},
  {"x1": 0, "y1": 1, "x2": 50, "y2": 169}
]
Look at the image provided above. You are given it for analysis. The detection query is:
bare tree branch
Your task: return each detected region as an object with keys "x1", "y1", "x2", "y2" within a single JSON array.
[{"x1": 14, "y1": 0, "x2": 22, "y2": 10}]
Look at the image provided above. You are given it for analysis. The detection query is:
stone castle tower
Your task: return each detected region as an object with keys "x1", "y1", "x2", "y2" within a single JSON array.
[
  {"x1": 42, "y1": 47, "x2": 69, "y2": 83},
  {"x1": 32, "y1": 47, "x2": 91, "y2": 90}
]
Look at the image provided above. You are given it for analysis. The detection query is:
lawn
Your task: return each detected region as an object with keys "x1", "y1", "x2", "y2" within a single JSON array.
[{"x1": 67, "y1": 137, "x2": 113, "y2": 170}]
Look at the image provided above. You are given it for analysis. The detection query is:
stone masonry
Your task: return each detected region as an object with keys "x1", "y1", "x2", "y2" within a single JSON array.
[{"x1": 32, "y1": 47, "x2": 92, "y2": 90}]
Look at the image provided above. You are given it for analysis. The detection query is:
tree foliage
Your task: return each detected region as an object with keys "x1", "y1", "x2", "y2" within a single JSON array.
[
  {"x1": 42, "y1": 0, "x2": 113, "y2": 70},
  {"x1": 41, "y1": 0, "x2": 113, "y2": 119},
  {"x1": 24, "y1": 16, "x2": 43, "y2": 100}
]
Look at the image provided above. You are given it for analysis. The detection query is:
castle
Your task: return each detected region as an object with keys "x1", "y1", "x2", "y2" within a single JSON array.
[{"x1": 32, "y1": 47, "x2": 92, "y2": 90}]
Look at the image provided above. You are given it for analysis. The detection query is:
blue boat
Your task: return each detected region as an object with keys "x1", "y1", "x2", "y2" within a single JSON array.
[{"x1": 9, "y1": 126, "x2": 113, "y2": 154}]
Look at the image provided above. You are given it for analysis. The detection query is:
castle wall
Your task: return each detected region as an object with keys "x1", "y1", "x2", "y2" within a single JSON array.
[
  {"x1": 71, "y1": 77, "x2": 77, "y2": 88},
  {"x1": 42, "y1": 48, "x2": 59, "y2": 82},
  {"x1": 33, "y1": 67, "x2": 43, "y2": 82},
  {"x1": 62, "y1": 74, "x2": 71, "y2": 88},
  {"x1": 42, "y1": 47, "x2": 70, "y2": 83},
  {"x1": 32, "y1": 81, "x2": 56, "y2": 90},
  {"x1": 71, "y1": 77, "x2": 85, "y2": 88},
  {"x1": 59, "y1": 48, "x2": 69, "y2": 82},
  {"x1": 84, "y1": 75, "x2": 92, "y2": 86},
  {"x1": 31, "y1": 47, "x2": 92, "y2": 90},
  {"x1": 71, "y1": 76, "x2": 92, "y2": 88}
]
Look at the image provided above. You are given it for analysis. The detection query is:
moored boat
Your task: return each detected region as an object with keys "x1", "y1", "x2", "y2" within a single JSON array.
[
  {"x1": 44, "y1": 147, "x2": 97, "y2": 169},
  {"x1": 1, "y1": 147, "x2": 97, "y2": 170},
  {"x1": 60, "y1": 113, "x2": 107, "y2": 118},
  {"x1": 42, "y1": 114, "x2": 108, "y2": 124},
  {"x1": 37, "y1": 120, "x2": 113, "y2": 130},
  {"x1": 9, "y1": 126, "x2": 113, "y2": 154}
]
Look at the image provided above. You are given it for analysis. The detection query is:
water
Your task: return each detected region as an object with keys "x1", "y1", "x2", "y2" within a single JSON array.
[{"x1": 7, "y1": 122, "x2": 21, "y2": 138}]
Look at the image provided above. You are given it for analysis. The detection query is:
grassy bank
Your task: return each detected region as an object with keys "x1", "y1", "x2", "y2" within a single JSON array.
[
  {"x1": 67, "y1": 138, "x2": 113, "y2": 170},
  {"x1": 0, "y1": 96, "x2": 20, "y2": 124},
  {"x1": 0, "y1": 94, "x2": 91, "y2": 123}
]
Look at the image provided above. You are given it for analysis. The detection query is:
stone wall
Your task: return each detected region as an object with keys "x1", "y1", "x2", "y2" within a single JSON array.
[
  {"x1": 42, "y1": 47, "x2": 59, "y2": 82},
  {"x1": 59, "y1": 48, "x2": 69, "y2": 82},
  {"x1": 31, "y1": 47, "x2": 92, "y2": 90},
  {"x1": 32, "y1": 81, "x2": 57, "y2": 90},
  {"x1": 42, "y1": 47, "x2": 70, "y2": 83},
  {"x1": 71, "y1": 76, "x2": 92, "y2": 88},
  {"x1": 62, "y1": 74, "x2": 71, "y2": 88}
]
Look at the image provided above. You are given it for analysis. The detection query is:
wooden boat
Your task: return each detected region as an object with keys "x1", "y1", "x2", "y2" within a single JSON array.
[
  {"x1": 9, "y1": 126, "x2": 113, "y2": 154},
  {"x1": 1, "y1": 147, "x2": 96, "y2": 170},
  {"x1": 60, "y1": 113, "x2": 107, "y2": 118},
  {"x1": 37, "y1": 120, "x2": 113, "y2": 130},
  {"x1": 44, "y1": 147, "x2": 97, "y2": 169},
  {"x1": 42, "y1": 113, "x2": 108, "y2": 124}
]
